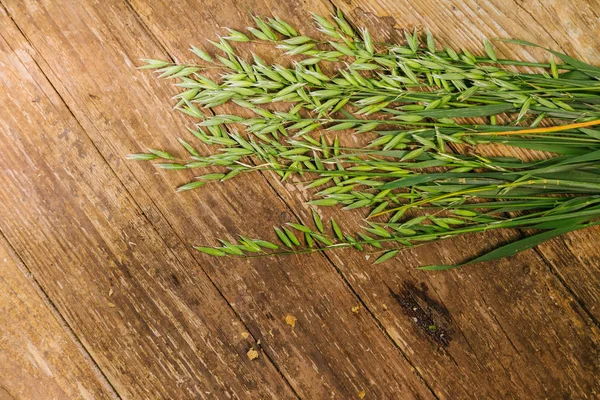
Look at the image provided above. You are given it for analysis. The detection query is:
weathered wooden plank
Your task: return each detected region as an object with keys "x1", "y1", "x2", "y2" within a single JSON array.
[
  {"x1": 3, "y1": 3, "x2": 597, "y2": 397},
  {"x1": 125, "y1": 0, "x2": 600, "y2": 398},
  {"x1": 0, "y1": 8, "x2": 298, "y2": 399},
  {"x1": 0, "y1": 1, "x2": 435, "y2": 398},
  {"x1": 322, "y1": 0, "x2": 600, "y2": 396},
  {"x1": 0, "y1": 236, "x2": 115, "y2": 400},
  {"x1": 333, "y1": 0, "x2": 600, "y2": 322}
]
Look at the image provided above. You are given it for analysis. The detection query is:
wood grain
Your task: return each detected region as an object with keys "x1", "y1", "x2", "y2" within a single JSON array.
[
  {"x1": 0, "y1": 7, "x2": 297, "y2": 399},
  {"x1": 0, "y1": 236, "x2": 115, "y2": 400},
  {"x1": 0, "y1": 0, "x2": 433, "y2": 398},
  {"x1": 333, "y1": 0, "x2": 600, "y2": 323},
  {"x1": 324, "y1": 0, "x2": 600, "y2": 396},
  {"x1": 125, "y1": 0, "x2": 600, "y2": 397},
  {"x1": 0, "y1": 0, "x2": 599, "y2": 398}
]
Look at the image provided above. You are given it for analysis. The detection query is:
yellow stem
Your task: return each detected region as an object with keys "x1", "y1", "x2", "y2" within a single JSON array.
[
  {"x1": 369, "y1": 120, "x2": 600, "y2": 218},
  {"x1": 470, "y1": 119, "x2": 600, "y2": 136}
]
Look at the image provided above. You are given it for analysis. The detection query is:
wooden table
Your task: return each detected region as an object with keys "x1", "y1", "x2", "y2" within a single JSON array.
[{"x1": 1, "y1": 0, "x2": 599, "y2": 398}]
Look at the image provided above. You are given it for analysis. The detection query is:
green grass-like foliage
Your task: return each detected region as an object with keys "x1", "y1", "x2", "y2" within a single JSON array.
[{"x1": 130, "y1": 11, "x2": 600, "y2": 268}]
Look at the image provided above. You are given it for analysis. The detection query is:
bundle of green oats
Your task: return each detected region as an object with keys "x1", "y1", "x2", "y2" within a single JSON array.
[{"x1": 130, "y1": 11, "x2": 600, "y2": 268}]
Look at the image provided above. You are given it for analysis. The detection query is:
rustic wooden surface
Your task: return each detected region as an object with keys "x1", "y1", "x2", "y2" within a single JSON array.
[
  {"x1": 0, "y1": 0, "x2": 598, "y2": 399},
  {"x1": 0, "y1": 235, "x2": 115, "y2": 400}
]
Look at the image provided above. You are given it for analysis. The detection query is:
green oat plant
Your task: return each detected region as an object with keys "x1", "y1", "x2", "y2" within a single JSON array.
[{"x1": 129, "y1": 11, "x2": 600, "y2": 268}]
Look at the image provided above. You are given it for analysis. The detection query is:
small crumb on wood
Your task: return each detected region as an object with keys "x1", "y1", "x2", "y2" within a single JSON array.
[
  {"x1": 241, "y1": 332, "x2": 249, "y2": 339},
  {"x1": 382, "y1": 304, "x2": 388, "y2": 311},
  {"x1": 247, "y1": 348, "x2": 259, "y2": 360},
  {"x1": 358, "y1": 390, "x2": 366, "y2": 398},
  {"x1": 352, "y1": 306, "x2": 360, "y2": 313},
  {"x1": 285, "y1": 314, "x2": 297, "y2": 328}
]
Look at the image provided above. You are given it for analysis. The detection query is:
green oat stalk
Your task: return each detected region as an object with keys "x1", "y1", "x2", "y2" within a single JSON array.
[{"x1": 130, "y1": 11, "x2": 600, "y2": 268}]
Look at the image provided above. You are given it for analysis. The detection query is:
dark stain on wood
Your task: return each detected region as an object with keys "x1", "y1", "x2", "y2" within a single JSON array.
[{"x1": 389, "y1": 283, "x2": 452, "y2": 348}]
